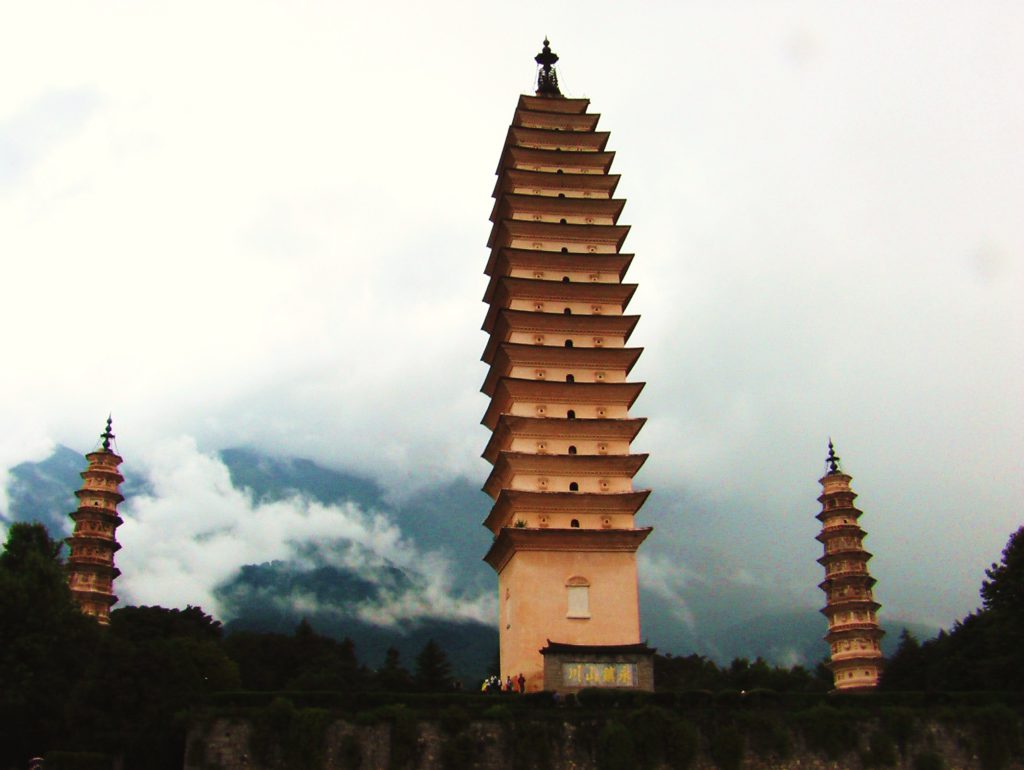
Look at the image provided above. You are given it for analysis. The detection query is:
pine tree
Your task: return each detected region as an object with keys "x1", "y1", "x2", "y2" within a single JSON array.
[
  {"x1": 0, "y1": 523, "x2": 99, "y2": 768},
  {"x1": 882, "y1": 528, "x2": 1024, "y2": 692},
  {"x1": 414, "y1": 639, "x2": 452, "y2": 692},
  {"x1": 880, "y1": 629, "x2": 927, "y2": 690},
  {"x1": 287, "y1": 620, "x2": 366, "y2": 691},
  {"x1": 980, "y1": 526, "x2": 1024, "y2": 616},
  {"x1": 376, "y1": 647, "x2": 414, "y2": 692}
]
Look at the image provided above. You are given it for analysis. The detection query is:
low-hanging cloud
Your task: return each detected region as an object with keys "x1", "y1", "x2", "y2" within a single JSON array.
[
  {"x1": 0, "y1": 88, "x2": 101, "y2": 189},
  {"x1": 116, "y1": 436, "x2": 494, "y2": 626},
  {"x1": 0, "y1": 2, "x2": 1021, "y2": 643},
  {"x1": 639, "y1": 553, "x2": 702, "y2": 635}
]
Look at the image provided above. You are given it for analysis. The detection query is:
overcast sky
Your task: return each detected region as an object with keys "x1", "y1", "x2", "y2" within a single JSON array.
[{"x1": 1, "y1": 2, "x2": 1021, "y2": 635}]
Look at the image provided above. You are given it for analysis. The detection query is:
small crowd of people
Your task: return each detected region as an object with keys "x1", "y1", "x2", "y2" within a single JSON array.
[{"x1": 481, "y1": 672, "x2": 526, "y2": 693}]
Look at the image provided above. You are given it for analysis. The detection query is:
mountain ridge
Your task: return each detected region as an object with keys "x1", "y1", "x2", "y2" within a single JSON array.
[{"x1": 3, "y1": 445, "x2": 939, "y2": 677}]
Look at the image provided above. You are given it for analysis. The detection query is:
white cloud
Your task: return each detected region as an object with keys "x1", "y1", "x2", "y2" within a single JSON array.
[
  {"x1": 0, "y1": 1, "x2": 1021, "y2": 634},
  {"x1": 116, "y1": 436, "x2": 493, "y2": 625},
  {"x1": 776, "y1": 647, "x2": 808, "y2": 669}
]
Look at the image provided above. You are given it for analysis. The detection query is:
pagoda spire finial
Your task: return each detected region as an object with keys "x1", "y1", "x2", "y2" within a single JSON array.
[
  {"x1": 101, "y1": 415, "x2": 115, "y2": 451},
  {"x1": 826, "y1": 438, "x2": 841, "y2": 474},
  {"x1": 534, "y1": 37, "x2": 562, "y2": 97}
]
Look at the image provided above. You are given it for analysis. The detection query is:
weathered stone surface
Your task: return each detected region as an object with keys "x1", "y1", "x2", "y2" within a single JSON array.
[{"x1": 184, "y1": 716, "x2": 1024, "y2": 770}]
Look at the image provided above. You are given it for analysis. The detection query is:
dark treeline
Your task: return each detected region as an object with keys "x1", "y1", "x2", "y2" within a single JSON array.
[
  {"x1": 2, "y1": 522, "x2": 1022, "y2": 770},
  {"x1": 0, "y1": 523, "x2": 452, "y2": 770},
  {"x1": 654, "y1": 652, "x2": 832, "y2": 693},
  {"x1": 654, "y1": 526, "x2": 1024, "y2": 697},
  {"x1": 882, "y1": 526, "x2": 1024, "y2": 692}
]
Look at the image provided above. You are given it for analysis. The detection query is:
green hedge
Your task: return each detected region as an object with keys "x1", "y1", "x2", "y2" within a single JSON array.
[
  {"x1": 202, "y1": 689, "x2": 509, "y2": 712},
  {"x1": 577, "y1": 688, "x2": 655, "y2": 710},
  {"x1": 198, "y1": 687, "x2": 1024, "y2": 715},
  {"x1": 43, "y1": 753, "x2": 113, "y2": 770}
]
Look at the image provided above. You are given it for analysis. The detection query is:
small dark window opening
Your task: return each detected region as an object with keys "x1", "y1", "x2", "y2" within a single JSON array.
[
  {"x1": 564, "y1": 339, "x2": 573, "y2": 348},
  {"x1": 556, "y1": 169, "x2": 564, "y2": 174},
  {"x1": 569, "y1": 483, "x2": 579, "y2": 492},
  {"x1": 567, "y1": 410, "x2": 576, "y2": 419},
  {"x1": 558, "y1": 193, "x2": 565, "y2": 198},
  {"x1": 570, "y1": 518, "x2": 580, "y2": 527},
  {"x1": 561, "y1": 247, "x2": 569, "y2": 253},
  {"x1": 568, "y1": 445, "x2": 578, "y2": 454},
  {"x1": 566, "y1": 374, "x2": 575, "y2": 383},
  {"x1": 562, "y1": 275, "x2": 570, "y2": 282},
  {"x1": 559, "y1": 218, "x2": 567, "y2": 224},
  {"x1": 563, "y1": 308, "x2": 572, "y2": 315}
]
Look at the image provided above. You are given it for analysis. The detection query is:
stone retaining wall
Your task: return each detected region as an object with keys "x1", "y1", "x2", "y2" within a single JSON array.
[{"x1": 184, "y1": 714, "x2": 1023, "y2": 770}]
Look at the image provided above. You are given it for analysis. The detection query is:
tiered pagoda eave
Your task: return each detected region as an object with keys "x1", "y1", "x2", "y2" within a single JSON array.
[
  {"x1": 479, "y1": 43, "x2": 655, "y2": 693},
  {"x1": 484, "y1": 527, "x2": 653, "y2": 573},
  {"x1": 815, "y1": 443, "x2": 885, "y2": 691},
  {"x1": 65, "y1": 418, "x2": 126, "y2": 625}
]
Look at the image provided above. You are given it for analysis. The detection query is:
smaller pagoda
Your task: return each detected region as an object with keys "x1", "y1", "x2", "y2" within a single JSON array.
[
  {"x1": 66, "y1": 417, "x2": 125, "y2": 624},
  {"x1": 816, "y1": 440, "x2": 885, "y2": 690}
]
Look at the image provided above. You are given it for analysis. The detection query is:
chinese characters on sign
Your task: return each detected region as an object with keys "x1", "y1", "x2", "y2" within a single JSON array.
[{"x1": 562, "y1": 662, "x2": 637, "y2": 688}]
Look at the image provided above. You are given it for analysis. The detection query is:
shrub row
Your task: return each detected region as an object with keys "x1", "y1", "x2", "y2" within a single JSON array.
[
  {"x1": 201, "y1": 687, "x2": 1024, "y2": 716},
  {"x1": 42, "y1": 754, "x2": 113, "y2": 770}
]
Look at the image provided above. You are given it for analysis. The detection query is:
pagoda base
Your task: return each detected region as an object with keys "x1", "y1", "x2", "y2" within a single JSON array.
[{"x1": 539, "y1": 641, "x2": 655, "y2": 693}]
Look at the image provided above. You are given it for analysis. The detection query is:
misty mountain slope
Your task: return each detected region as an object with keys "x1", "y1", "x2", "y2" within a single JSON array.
[
  {"x1": 389, "y1": 479, "x2": 494, "y2": 592},
  {"x1": 638, "y1": 580, "x2": 812, "y2": 663},
  {"x1": 5, "y1": 445, "x2": 941, "y2": 674},
  {"x1": 219, "y1": 446, "x2": 494, "y2": 592},
  {"x1": 220, "y1": 447, "x2": 384, "y2": 510},
  {"x1": 3, "y1": 444, "x2": 149, "y2": 535},
  {"x1": 639, "y1": 581, "x2": 939, "y2": 667},
  {"x1": 3, "y1": 445, "x2": 82, "y2": 535},
  {"x1": 216, "y1": 559, "x2": 497, "y2": 682},
  {"x1": 712, "y1": 610, "x2": 939, "y2": 667}
]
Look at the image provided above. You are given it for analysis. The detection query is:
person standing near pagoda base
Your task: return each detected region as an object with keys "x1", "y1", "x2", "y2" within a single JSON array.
[{"x1": 517, "y1": 672, "x2": 526, "y2": 693}]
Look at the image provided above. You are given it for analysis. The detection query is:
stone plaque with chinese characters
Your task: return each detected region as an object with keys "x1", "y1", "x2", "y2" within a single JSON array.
[{"x1": 561, "y1": 662, "x2": 637, "y2": 688}]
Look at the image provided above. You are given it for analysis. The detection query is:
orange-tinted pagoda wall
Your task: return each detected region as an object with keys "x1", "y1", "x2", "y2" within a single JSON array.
[
  {"x1": 66, "y1": 419, "x2": 125, "y2": 625},
  {"x1": 480, "y1": 49, "x2": 652, "y2": 692},
  {"x1": 816, "y1": 443, "x2": 884, "y2": 690}
]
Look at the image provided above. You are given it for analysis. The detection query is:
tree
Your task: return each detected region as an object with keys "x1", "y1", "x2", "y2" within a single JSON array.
[
  {"x1": 66, "y1": 605, "x2": 240, "y2": 770},
  {"x1": 0, "y1": 523, "x2": 99, "y2": 769},
  {"x1": 287, "y1": 619, "x2": 367, "y2": 691},
  {"x1": 414, "y1": 639, "x2": 453, "y2": 691},
  {"x1": 811, "y1": 658, "x2": 833, "y2": 685},
  {"x1": 880, "y1": 629, "x2": 928, "y2": 690},
  {"x1": 981, "y1": 526, "x2": 1024, "y2": 616},
  {"x1": 376, "y1": 646, "x2": 414, "y2": 692},
  {"x1": 653, "y1": 653, "x2": 722, "y2": 691},
  {"x1": 110, "y1": 604, "x2": 223, "y2": 643},
  {"x1": 0, "y1": 520, "x2": 63, "y2": 567},
  {"x1": 882, "y1": 528, "x2": 1024, "y2": 692},
  {"x1": 224, "y1": 630, "x2": 300, "y2": 690},
  {"x1": 224, "y1": 620, "x2": 369, "y2": 692}
]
